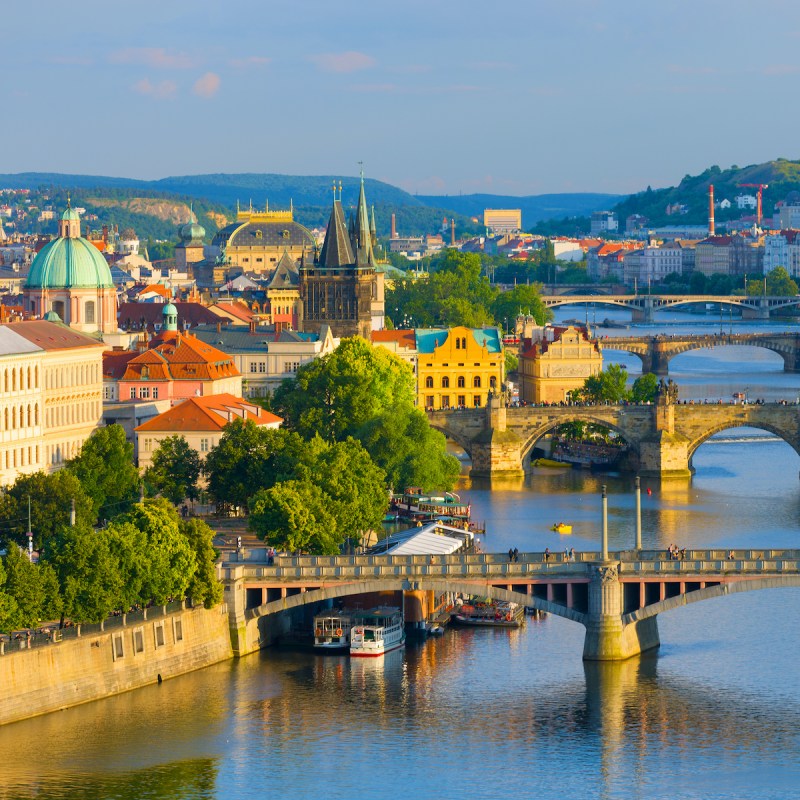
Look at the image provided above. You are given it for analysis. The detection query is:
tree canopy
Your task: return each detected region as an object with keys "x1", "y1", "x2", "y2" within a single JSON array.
[
  {"x1": 578, "y1": 364, "x2": 630, "y2": 404},
  {"x1": 144, "y1": 435, "x2": 202, "y2": 505}
]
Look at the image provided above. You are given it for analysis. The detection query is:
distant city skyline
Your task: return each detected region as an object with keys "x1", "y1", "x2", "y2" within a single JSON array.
[{"x1": 3, "y1": 0, "x2": 799, "y2": 196}]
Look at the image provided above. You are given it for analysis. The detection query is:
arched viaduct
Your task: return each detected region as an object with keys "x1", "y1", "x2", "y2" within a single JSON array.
[
  {"x1": 220, "y1": 548, "x2": 800, "y2": 662},
  {"x1": 427, "y1": 397, "x2": 800, "y2": 478},
  {"x1": 601, "y1": 332, "x2": 800, "y2": 375},
  {"x1": 541, "y1": 294, "x2": 800, "y2": 323}
]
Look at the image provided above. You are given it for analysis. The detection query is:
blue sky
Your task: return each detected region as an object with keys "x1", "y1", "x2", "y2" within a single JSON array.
[{"x1": 3, "y1": 0, "x2": 800, "y2": 195}]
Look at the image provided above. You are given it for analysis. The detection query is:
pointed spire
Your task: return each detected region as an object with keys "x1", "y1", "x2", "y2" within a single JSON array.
[
  {"x1": 318, "y1": 186, "x2": 355, "y2": 268},
  {"x1": 353, "y1": 166, "x2": 374, "y2": 267}
]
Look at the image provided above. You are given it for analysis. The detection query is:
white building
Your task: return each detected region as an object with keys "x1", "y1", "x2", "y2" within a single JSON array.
[
  {"x1": 736, "y1": 194, "x2": 757, "y2": 210},
  {"x1": 622, "y1": 242, "x2": 683, "y2": 286},
  {"x1": 763, "y1": 231, "x2": 800, "y2": 278},
  {"x1": 590, "y1": 211, "x2": 618, "y2": 235}
]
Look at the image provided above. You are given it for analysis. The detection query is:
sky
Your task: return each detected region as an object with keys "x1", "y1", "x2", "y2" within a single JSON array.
[{"x1": 3, "y1": 0, "x2": 800, "y2": 196}]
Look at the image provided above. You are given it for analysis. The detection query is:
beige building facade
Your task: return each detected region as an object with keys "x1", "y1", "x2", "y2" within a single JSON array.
[{"x1": 518, "y1": 325, "x2": 603, "y2": 404}]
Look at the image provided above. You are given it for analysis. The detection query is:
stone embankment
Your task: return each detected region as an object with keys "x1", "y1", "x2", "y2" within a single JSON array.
[{"x1": 0, "y1": 602, "x2": 232, "y2": 726}]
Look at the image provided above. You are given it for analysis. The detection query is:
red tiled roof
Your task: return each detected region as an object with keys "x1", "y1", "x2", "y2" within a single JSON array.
[
  {"x1": 371, "y1": 329, "x2": 417, "y2": 349},
  {"x1": 135, "y1": 393, "x2": 281, "y2": 433},
  {"x1": 3, "y1": 320, "x2": 105, "y2": 350},
  {"x1": 103, "y1": 350, "x2": 138, "y2": 380}
]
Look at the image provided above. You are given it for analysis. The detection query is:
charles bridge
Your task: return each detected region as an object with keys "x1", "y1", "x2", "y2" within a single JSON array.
[
  {"x1": 601, "y1": 331, "x2": 800, "y2": 375},
  {"x1": 426, "y1": 395, "x2": 800, "y2": 478},
  {"x1": 220, "y1": 545, "x2": 800, "y2": 662},
  {"x1": 540, "y1": 293, "x2": 800, "y2": 323}
]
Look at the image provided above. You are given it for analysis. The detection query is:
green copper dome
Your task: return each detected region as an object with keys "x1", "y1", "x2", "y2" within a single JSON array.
[
  {"x1": 61, "y1": 207, "x2": 80, "y2": 222},
  {"x1": 179, "y1": 215, "x2": 206, "y2": 245},
  {"x1": 26, "y1": 237, "x2": 114, "y2": 290}
]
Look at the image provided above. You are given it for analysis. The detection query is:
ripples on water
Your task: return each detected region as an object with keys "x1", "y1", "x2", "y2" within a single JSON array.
[{"x1": 1, "y1": 310, "x2": 800, "y2": 799}]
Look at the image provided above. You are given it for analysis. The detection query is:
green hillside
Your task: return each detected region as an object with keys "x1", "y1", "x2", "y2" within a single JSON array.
[{"x1": 613, "y1": 159, "x2": 800, "y2": 227}]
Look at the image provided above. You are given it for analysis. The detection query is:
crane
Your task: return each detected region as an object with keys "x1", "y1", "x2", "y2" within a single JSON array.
[{"x1": 737, "y1": 183, "x2": 769, "y2": 227}]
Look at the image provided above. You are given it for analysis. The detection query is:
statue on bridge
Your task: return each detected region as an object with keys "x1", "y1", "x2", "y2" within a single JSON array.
[{"x1": 657, "y1": 378, "x2": 679, "y2": 405}]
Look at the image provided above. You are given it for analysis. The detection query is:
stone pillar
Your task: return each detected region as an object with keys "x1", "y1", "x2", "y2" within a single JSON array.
[
  {"x1": 741, "y1": 298, "x2": 770, "y2": 320},
  {"x1": 221, "y1": 565, "x2": 253, "y2": 657},
  {"x1": 469, "y1": 392, "x2": 524, "y2": 478},
  {"x1": 582, "y1": 563, "x2": 660, "y2": 661},
  {"x1": 638, "y1": 401, "x2": 691, "y2": 478},
  {"x1": 631, "y1": 297, "x2": 655, "y2": 324}
]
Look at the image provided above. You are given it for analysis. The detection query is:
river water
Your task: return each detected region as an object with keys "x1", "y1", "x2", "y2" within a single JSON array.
[{"x1": 2, "y1": 308, "x2": 800, "y2": 800}]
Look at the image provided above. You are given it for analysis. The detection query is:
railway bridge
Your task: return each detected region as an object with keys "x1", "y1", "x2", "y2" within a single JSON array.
[
  {"x1": 602, "y1": 332, "x2": 800, "y2": 375},
  {"x1": 426, "y1": 395, "x2": 800, "y2": 478},
  {"x1": 220, "y1": 546, "x2": 800, "y2": 662}
]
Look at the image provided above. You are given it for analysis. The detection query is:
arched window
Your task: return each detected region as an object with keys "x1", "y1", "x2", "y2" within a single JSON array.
[
  {"x1": 489, "y1": 376, "x2": 497, "y2": 389},
  {"x1": 11, "y1": 369, "x2": 15, "y2": 391},
  {"x1": 442, "y1": 376, "x2": 450, "y2": 388},
  {"x1": 473, "y1": 376, "x2": 482, "y2": 388},
  {"x1": 425, "y1": 376, "x2": 434, "y2": 388},
  {"x1": 34, "y1": 404, "x2": 39, "y2": 425},
  {"x1": 3, "y1": 370, "x2": 7, "y2": 392},
  {"x1": 27, "y1": 366, "x2": 31, "y2": 390},
  {"x1": 27, "y1": 405, "x2": 31, "y2": 426},
  {"x1": 11, "y1": 407, "x2": 16, "y2": 428},
  {"x1": 461, "y1": 337, "x2": 467, "y2": 349},
  {"x1": 457, "y1": 376, "x2": 465, "y2": 388},
  {"x1": 455, "y1": 338, "x2": 461, "y2": 350},
  {"x1": 3, "y1": 408, "x2": 7, "y2": 430}
]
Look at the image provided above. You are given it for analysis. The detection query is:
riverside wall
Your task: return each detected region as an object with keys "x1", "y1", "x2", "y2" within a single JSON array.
[{"x1": 0, "y1": 603, "x2": 232, "y2": 727}]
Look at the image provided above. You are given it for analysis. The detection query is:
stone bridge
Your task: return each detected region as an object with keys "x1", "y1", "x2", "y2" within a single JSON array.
[
  {"x1": 220, "y1": 547, "x2": 800, "y2": 662},
  {"x1": 602, "y1": 332, "x2": 800, "y2": 375},
  {"x1": 427, "y1": 396, "x2": 800, "y2": 478},
  {"x1": 540, "y1": 294, "x2": 800, "y2": 323}
]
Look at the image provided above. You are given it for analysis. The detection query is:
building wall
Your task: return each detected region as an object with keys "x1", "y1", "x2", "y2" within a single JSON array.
[
  {"x1": 119, "y1": 374, "x2": 243, "y2": 405},
  {"x1": 519, "y1": 326, "x2": 603, "y2": 404},
  {"x1": 417, "y1": 326, "x2": 503, "y2": 410},
  {"x1": 0, "y1": 353, "x2": 45, "y2": 484}
]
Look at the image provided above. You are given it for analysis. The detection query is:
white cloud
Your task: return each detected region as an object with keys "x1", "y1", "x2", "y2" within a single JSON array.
[
  {"x1": 132, "y1": 78, "x2": 178, "y2": 99},
  {"x1": 310, "y1": 51, "x2": 375, "y2": 74},
  {"x1": 111, "y1": 48, "x2": 195, "y2": 69},
  {"x1": 193, "y1": 72, "x2": 221, "y2": 98}
]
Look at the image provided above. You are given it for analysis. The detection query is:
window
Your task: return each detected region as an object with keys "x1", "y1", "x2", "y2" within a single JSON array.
[
  {"x1": 425, "y1": 376, "x2": 434, "y2": 388},
  {"x1": 425, "y1": 396, "x2": 434, "y2": 409},
  {"x1": 258, "y1": 362, "x2": 266, "y2": 373},
  {"x1": 130, "y1": 388, "x2": 136, "y2": 399},
  {"x1": 489, "y1": 376, "x2": 497, "y2": 389},
  {"x1": 173, "y1": 617, "x2": 184, "y2": 642},
  {"x1": 473, "y1": 376, "x2": 482, "y2": 388},
  {"x1": 457, "y1": 376, "x2": 465, "y2": 388},
  {"x1": 200, "y1": 438, "x2": 209, "y2": 452},
  {"x1": 474, "y1": 395, "x2": 482, "y2": 407},
  {"x1": 441, "y1": 377, "x2": 450, "y2": 388},
  {"x1": 85, "y1": 301, "x2": 95, "y2": 324},
  {"x1": 457, "y1": 395, "x2": 466, "y2": 407},
  {"x1": 153, "y1": 388, "x2": 158, "y2": 399},
  {"x1": 455, "y1": 338, "x2": 461, "y2": 350},
  {"x1": 441, "y1": 395, "x2": 450, "y2": 409},
  {"x1": 250, "y1": 363, "x2": 257, "y2": 372},
  {"x1": 132, "y1": 628, "x2": 145, "y2": 655},
  {"x1": 112, "y1": 632, "x2": 125, "y2": 661},
  {"x1": 140, "y1": 387, "x2": 150, "y2": 399},
  {"x1": 154, "y1": 622, "x2": 166, "y2": 648}
]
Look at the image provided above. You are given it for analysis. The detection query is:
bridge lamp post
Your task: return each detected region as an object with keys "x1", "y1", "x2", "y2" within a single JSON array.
[
  {"x1": 635, "y1": 476, "x2": 642, "y2": 551},
  {"x1": 601, "y1": 484, "x2": 608, "y2": 561}
]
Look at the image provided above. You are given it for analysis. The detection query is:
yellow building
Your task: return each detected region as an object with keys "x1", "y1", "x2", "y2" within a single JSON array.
[
  {"x1": 518, "y1": 325, "x2": 602, "y2": 404},
  {"x1": 416, "y1": 326, "x2": 503, "y2": 410}
]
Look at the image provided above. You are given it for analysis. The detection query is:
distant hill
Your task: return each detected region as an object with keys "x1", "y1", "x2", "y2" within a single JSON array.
[
  {"x1": 417, "y1": 192, "x2": 623, "y2": 225},
  {"x1": 612, "y1": 159, "x2": 800, "y2": 228}
]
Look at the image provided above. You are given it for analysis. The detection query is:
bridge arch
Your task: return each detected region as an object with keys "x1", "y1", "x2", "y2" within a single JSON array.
[
  {"x1": 245, "y1": 578, "x2": 588, "y2": 626},
  {"x1": 623, "y1": 576, "x2": 800, "y2": 625},
  {"x1": 687, "y1": 420, "x2": 800, "y2": 462},
  {"x1": 520, "y1": 414, "x2": 633, "y2": 464},
  {"x1": 426, "y1": 422, "x2": 473, "y2": 457}
]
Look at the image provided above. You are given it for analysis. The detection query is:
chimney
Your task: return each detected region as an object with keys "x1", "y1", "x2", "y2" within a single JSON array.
[
  {"x1": 249, "y1": 319, "x2": 256, "y2": 334},
  {"x1": 709, "y1": 184, "x2": 715, "y2": 237},
  {"x1": 391, "y1": 213, "x2": 397, "y2": 240},
  {"x1": 216, "y1": 322, "x2": 222, "y2": 333},
  {"x1": 450, "y1": 218, "x2": 456, "y2": 246}
]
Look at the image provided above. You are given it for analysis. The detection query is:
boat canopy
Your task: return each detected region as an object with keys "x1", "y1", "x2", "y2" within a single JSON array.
[{"x1": 367, "y1": 521, "x2": 473, "y2": 555}]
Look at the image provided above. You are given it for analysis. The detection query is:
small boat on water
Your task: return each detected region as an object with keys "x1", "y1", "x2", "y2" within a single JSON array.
[
  {"x1": 550, "y1": 523, "x2": 572, "y2": 534},
  {"x1": 313, "y1": 610, "x2": 353, "y2": 652},
  {"x1": 350, "y1": 607, "x2": 406, "y2": 657},
  {"x1": 451, "y1": 601, "x2": 524, "y2": 628},
  {"x1": 534, "y1": 458, "x2": 572, "y2": 469}
]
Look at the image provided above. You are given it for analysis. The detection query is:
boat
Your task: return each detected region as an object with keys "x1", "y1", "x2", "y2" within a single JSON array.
[
  {"x1": 451, "y1": 600, "x2": 524, "y2": 628},
  {"x1": 313, "y1": 610, "x2": 353, "y2": 652},
  {"x1": 550, "y1": 523, "x2": 572, "y2": 534},
  {"x1": 390, "y1": 487, "x2": 472, "y2": 526},
  {"x1": 534, "y1": 458, "x2": 572, "y2": 469},
  {"x1": 349, "y1": 607, "x2": 406, "y2": 657}
]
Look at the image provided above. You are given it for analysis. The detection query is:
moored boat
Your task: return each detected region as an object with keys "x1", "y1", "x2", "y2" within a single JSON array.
[
  {"x1": 313, "y1": 610, "x2": 353, "y2": 652},
  {"x1": 390, "y1": 487, "x2": 472, "y2": 526},
  {"x1": 451, "y1": 600, "x2": 524, "y2": 628},
  {"x1": 349, "y1": 607, "x2": 405, "y2": 657}
]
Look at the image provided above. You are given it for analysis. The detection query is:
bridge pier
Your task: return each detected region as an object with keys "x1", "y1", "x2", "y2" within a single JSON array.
[
  {"x1": 630, "y1": 298, "x2": 655, "y2": 325},
  {"x1": 741, "y1": 300, "x2": 770, "y2": 321},
  {"x1": 638, "y1": 402, "x2": 692, "y2": 478},
  {"x1": 469, "y1": 392, "x2": 524, "y2": 478},
  {"x1": 583, "y1": 563, "x2": 660, "y2": 661}
]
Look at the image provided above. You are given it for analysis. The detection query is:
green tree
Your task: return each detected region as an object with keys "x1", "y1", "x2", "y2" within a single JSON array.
[
  {"x1": 580, "y1": 364, "x2": 630, "y2": 403},
  {"x1": 747, "y1": 267, "x2": 798, "y2": 297},
  {"x1": 180, "y1": 518, "x2": 223, "y2": 608},
  {"x1": 65, "y1": 425, "x2": 140, "y2": 521},
  {"x1": 0, "y1": 559, "x2": 20, "y2": 632},
  {"x1": 249, "y1": 480, "x2": 340, "y2": 554},
  {"x1": 2, "y1": 543, "x2": 61, "y2": 628},
  {"x1": 491, "y1": 284, "x2": 551, "y2": 328},
  {"x1": 631, "y1": 373, "x2": 659, "y2": 403},
  {"x1": 274, "y1": 337, "x2": 416, "y2": 442},
  {"x1": 0, "y1": 472, "x2": 94, "y2": 551},
  {"x1": 505, "y1": 350, "x2": 519, "y2": 376},
  {"x1": 104, "y1": 520, "x2": 151, "y2": 613},
  {"x1": 144, "y1": 435, "x2": 202, "y2": 505},
  {"x1": 114, "y1": 500, "x2": 196, "y2": 604}
]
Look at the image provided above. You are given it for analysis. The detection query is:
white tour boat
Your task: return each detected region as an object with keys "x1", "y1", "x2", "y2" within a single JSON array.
[
  {"x1": 349, "y1": 607, "x2": 405, "y2": 657},
  {"x1": 313, "y1": 610, "x2": 353, "y2": 652}
]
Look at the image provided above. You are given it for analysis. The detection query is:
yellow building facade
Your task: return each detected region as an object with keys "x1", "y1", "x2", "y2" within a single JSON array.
[
  {"x1": 416, "y1": 326, "x2": 504, "y2": 410},
  {"x1": 518, "y1": 326, "x2": 603, "y2": 404}
]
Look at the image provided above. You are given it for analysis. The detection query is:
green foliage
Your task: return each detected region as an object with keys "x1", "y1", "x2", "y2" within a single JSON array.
[
  {"x1": 144, "y1": 435, "x2": 202, "y2": 505},
  {"x1": 180, "y1": 518, "x2": 223, "y2": 608},
  {"x1": 65, "y1": 425, "x2": 140, "y2": 521},
  {"x1": 505, "y1": 350, "x2": 519, "y2": 375},
  {"x1": 1, "y1": 544, "x2": 62, "y2": 628},
  {"x1": 249, "y1": 481, "x2": 340, "y2": 554},
  {"x1": 274, "y1": 337, "x2": 416, "y2": 442},
  {"x1": 491, "y1": 284, "x2": 551, "y2": 327},
  {"x1": 580, "y1": 364, "x2": 630, "y2": 403},
  {"x1": 0, "y1": 471, "x2": 94, "y2": 551},
  {"x1": 631, "y1": 373, "x2": 659, "y2": 403},
  {"x1": 746, "y1": 267, "x2": 798, "y2": 297},
  {"x1": 0, "y1": 559, "x2": 20, "y2": 632}
]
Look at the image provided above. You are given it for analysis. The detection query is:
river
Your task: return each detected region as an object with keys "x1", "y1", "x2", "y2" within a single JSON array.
[{"x1": 1, "y1": 308, "x2": 799, "y2": 799}]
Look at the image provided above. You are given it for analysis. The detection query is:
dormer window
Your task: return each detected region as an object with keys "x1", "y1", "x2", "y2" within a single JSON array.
[{"x1": 255, "y1": 230, "x2": 263, "y2": 239}]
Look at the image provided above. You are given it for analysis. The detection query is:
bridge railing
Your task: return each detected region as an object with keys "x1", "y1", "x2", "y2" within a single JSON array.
[{"x1": 224, "y1": 548, "x2": 800, "y2": 582}]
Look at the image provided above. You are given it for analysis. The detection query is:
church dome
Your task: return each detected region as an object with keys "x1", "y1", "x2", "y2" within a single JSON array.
[
  {"x1": 26, "y1": 236, "x2": 114, "y2": 290},
  {"x1": 61, "y1": 207, "x2": 80, "y2": 222},
  {"x1": 179, "y1": 215, "x2": 206, "y2": 244}
]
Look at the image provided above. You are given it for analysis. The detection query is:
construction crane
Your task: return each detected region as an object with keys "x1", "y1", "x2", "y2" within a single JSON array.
[{"x1": 737, "y1": 183, "x2": 769, "y2": 227}]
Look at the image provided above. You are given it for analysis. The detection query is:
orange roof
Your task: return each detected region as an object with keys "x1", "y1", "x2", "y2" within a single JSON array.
[
  {"x1": 138, "y1": 284, "x2": 172, "y2": 299},
  {"x1": 122, "y1": 331, "x2": 240, "y2": 382},
  {"x1": 135, "y1": 393, "x2": 282, "y2": 433},
  {"x1": 371, "y1": 329, "x2": 417, "y2": 349},
  {"x1": 210, "y1": 302, "x2": 254, "y2": 324},
  {"x1": 103, "y1": 350, "x2": 138, "y2": 380},
  {"x1": 4, "y1": 320, "x2": 105, "y2": 351}
]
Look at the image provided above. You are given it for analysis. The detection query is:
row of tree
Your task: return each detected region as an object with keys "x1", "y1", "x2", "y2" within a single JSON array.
[{"x1": 571, "y1": 366, "x2": 659, "y2": 405}]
